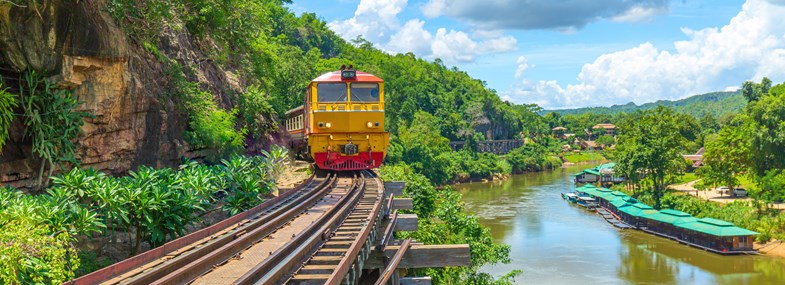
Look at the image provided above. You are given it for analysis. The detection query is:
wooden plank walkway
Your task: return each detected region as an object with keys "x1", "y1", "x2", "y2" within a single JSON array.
[{"x1": 596, "y1": 207, "x2": 633, "y2": 229}]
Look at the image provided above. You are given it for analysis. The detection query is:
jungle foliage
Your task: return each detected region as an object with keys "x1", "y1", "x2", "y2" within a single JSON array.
[
  {"x1": 0, "y1": 150, "x2": 287, "y2": 282},
  {"x1": 380, "y1": 164, "x2": 520, "y2": 285}
]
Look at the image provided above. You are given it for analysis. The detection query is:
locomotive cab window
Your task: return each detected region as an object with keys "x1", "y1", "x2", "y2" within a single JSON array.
[
  {"x1": 317, "y1": 83, "x2": 348, "y2": 102},
  {"x1": 350, "y1": 83, "x2": 380, "y2": 102}
]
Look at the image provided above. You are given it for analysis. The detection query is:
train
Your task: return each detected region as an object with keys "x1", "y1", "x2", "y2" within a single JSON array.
[{"x1": 284, "y1": 66, "x2": 389, "y2": 171}]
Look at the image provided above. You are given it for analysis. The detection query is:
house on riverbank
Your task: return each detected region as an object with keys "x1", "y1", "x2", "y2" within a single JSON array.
[
  {"x1": 575, "y1": 162, "x2": 625, "y2": 185},
  {"x1": 576, "y1": 184, "x2": 758, "y2": 254}
]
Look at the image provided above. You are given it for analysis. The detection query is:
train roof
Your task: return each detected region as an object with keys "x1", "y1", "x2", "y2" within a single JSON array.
[
  {"x1": 311, "y1": 71, "x2": 383, "y2": 83},
  {"x1": 285, "y1": 105, "x2": 304, "y2": 116}
]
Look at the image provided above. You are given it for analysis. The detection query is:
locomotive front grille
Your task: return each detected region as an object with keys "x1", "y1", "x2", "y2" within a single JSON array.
[{"x1": 340, "y1": 143, "x2": 359, "y2": 155}]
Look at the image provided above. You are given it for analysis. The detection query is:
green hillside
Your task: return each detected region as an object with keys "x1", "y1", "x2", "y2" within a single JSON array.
[{"x1": 549, "y1": 91, "x2": 745, "y2": 118}]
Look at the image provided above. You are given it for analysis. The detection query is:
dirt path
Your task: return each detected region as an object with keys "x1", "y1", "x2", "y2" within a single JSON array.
[{"x1": 669, "y1": 179, "x2": 785, "y2": 210}]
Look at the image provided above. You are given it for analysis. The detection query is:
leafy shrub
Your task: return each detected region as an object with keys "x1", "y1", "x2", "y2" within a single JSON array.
[
  {"x1": 17, "y1": 71, "x2": 92, "y2": 189},
  {"x1": 186, "y1": 108, "x2": 246, "y2": 160},
  {"x1": 238, "y1": 85, "x2": 277, "y2": 139},
  {"x1": 379, "y1": 163, "x2": 514, "y2": 284},
  {"x1": 0, "y1": 221, "x2": 79, "y2": 285},
  {"x1": 0, "y1": 84, "x2": 17, "y2": 150}
]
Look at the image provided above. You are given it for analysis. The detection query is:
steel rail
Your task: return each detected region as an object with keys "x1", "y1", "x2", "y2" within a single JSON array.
[
  {"x1": 376, "y1": 210, "x2": 399, "y2": 251},
  {"x1": 146, "y1": 173, "x2": 341, "y2": 285},
  {"x1": 374, "y1": 238, "x2": 412, "y2": 285},
  {"x1": 232, "y1": 172, "x2": 365, "y2": 285},
  {"x1": 324, "y1": 171, "x2": 385, "y2": 285},
  {"x1": 66, "y1": 172, "x2": 321, "y2": 285}
]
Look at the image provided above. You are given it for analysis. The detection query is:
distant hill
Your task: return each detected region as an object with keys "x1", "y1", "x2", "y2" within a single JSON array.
[{"x1": 547, "y1": 91, "x2": 745, "y2": 118}]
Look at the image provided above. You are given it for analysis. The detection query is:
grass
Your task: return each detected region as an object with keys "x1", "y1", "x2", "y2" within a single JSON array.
[
  {"x1": 670, "y1": 172, "x2": 698, "y2": 185},
  {"x1": 562, "y1": 152, "x2": 605, "y2": 163}
]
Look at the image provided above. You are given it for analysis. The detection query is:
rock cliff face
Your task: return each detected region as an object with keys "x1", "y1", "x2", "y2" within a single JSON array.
[{"x1": 0, "y1": 1, "x2": 255, "y2": 189}]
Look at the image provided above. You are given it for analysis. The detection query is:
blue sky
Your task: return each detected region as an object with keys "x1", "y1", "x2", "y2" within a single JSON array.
[{"x1": 289, "y1": 0, "x2": 785, "y2": 109}]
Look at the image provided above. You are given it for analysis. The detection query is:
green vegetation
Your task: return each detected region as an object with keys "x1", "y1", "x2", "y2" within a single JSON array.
[
  {"x1": 0, "y1": 221, "x2": 79, "y2": 285},
  {"x1": 607, "y1": 78, "x2": 785, "y2": 244},
  {"x1": 380, "y1": 164, "x2": 520, "y2": 284},
  {"x1": 550, "y1": 91, "x2": 744, "y2": 119},
  {"x1": 698, "y1": 125, "x2": 750, "y2": 192},
  {"x1": 658, "y1": 193, "x2": 785, "y2": 243},
  {"x1": 0, "y1": 150, "x2": 287, "y2": 281},
  {"x1": 0, "y1": 84, "x2": 16, "y2": 151},
  {"x1": 562, "y1": 152, "x2": 605, "y2": 164},
  {"x1": 614, "y1": 107, "x2": 692, "y2": 208},
  {"x1": 16, "y1": 72, "x2": 92, "y2": 190}
]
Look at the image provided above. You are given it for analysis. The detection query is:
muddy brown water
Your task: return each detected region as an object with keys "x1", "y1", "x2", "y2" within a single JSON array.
[{"x1": 454, "y1": 165, "x2": 785, "y2": 285}]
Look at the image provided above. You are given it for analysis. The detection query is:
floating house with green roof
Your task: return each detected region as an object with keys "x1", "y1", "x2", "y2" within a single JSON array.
[
  {"x1": 574, "y1": 162, "x2": 625, "y2": 185},
  {"x1": 574, "y1": 186, "x2": 757, "y2": 254}
]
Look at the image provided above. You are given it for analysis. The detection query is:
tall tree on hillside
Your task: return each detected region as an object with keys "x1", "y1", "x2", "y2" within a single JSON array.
[
  {"x1": 615, "y1": 106, "x2": 686, "y2": 207},
  {"x1": 742, "y1": 77, "x2": 772, "y2": 102},
  {"x1": 698, "y1": 125, "x2": 751, "y2": 196},
  {"x1": 746, "y1": 84, "x2": 785, "y2": 176}
]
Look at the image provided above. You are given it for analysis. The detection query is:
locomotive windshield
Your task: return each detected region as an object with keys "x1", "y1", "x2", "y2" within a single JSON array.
[
  {"x1": 350, "y1": 83, "x2": 380, "y2": 102},
  {"x1": 317, "y1": 83, "x2": 348, "y2": 102}
]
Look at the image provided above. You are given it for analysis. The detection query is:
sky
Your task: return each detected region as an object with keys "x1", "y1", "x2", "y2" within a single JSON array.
[{"x1": 288, "y1": 0, "x2": 785, "y2": 109}]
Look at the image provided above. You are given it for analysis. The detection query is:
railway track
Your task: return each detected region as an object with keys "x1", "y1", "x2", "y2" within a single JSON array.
[{"x1": 71, "y1": 170, "x2": 386, "y2": 285}]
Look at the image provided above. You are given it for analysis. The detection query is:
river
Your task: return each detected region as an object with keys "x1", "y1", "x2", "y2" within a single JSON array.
[{"x1": 454, "y1": 165, "x2": 785, "y2": 285}]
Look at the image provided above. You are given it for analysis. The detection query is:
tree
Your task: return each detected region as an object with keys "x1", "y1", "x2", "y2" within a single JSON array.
[
  {"x1": 746, "y1": 85, "x2": 785, "y2": 176},
  {"x1": 595, "y1": 134, "x2": 615, "y2": 148},
  {"x1": 698, "y1": 125, "x2": 750, "y2": 196},
  {"x1": 615, "y1": 107, "x2": 686, "y2": 207},
  {"x1": 742, "y1": 77, "x2": 772, "y2": 102}
]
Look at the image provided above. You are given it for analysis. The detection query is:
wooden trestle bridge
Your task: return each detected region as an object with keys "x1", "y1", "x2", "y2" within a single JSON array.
[
  {"x1": 66, "y1": 171, "x2": 469, "y2": 285},
  {"x1": 449, "y1": 139, "x2": 524, "y2": 155}
]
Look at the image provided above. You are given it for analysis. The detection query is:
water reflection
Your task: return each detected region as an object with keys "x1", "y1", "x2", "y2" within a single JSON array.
[{"x1": 456, "y1": 166, "x2": 785, "y2": 285}]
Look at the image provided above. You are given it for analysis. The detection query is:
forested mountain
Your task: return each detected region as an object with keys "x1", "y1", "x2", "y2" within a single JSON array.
[
  {"x1": 548, "y1": 91, "x2": 744, "y2": 118},
  {"x1": 0, "y1": 1, "x2": 535, "y2": 283}
]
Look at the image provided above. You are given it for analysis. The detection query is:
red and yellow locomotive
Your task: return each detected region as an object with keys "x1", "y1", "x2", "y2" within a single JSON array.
[{"x1": 285, "y1": 66, "x2": 389, "y2": 170}]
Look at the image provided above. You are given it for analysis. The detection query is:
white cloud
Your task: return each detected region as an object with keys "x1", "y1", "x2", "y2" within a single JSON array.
[
  {"x1": 611, "y1": 6, "x2": 667, "y2": 23},
  {"x1": 509, "y1": 0, "x2": 785, "y2": 109},
  {"x1": 514, "y1": 56, "x2": 532, "y2": 79},
  {"x1": 387, "y1": 19, "x2": 433, "y2": 55},
  {"x1": 421, "y1": 0, "x2": 445, "y2": 18},
  {"x1": 330, "y1": 0, "x2": 517, "y2": 64},
  {"x1": 328, "y1": 0, "x2": 408, "y2": 43}
]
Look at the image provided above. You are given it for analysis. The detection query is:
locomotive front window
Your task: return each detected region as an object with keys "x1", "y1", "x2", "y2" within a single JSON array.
[
  {"x1": 317, "y1": 83, "x2": 348, "y2": 102},
  {"x1": 350, "y1": 83, "x2": 380, "y2": 102}
]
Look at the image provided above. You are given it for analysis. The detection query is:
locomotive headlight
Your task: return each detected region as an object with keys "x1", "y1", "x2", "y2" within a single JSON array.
[
  {"x1": 367, "y1": 122, "x2": 373, "y2": 128},
  {"x1": 318, "y1": 122, "x2": 324, "y2": 128},
  {"x1": 374, "y1": 122, "x2": 380, "y2": 127},
  {"x1": 325, "y1": 122, "x2": 332, "y2": 128}
]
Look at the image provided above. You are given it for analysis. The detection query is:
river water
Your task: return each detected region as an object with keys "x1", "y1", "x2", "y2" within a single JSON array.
[{"x1": 454, "y1": 165, "x2": 785, "y2": 285}]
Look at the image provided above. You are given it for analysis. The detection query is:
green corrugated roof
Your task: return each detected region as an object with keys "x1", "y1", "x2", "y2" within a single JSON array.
[
  {"x1": 611, "y1": 191, "x2": 628, "y2": 197},
  {"x1": 577, "y1": 187, "x2": 600, "y2": 197},
  {"x1": 583, "y1": 169, "x2": 600, "y2": 175},
  {"x1": 644, "y1": 209, "x2": 698, "y2": 225},
  {"x1": 660, "y1": 209, "x2": 692, "y2": 217},
  {"x1": 675, "y1": 218, "x2": 759, "y2": 236},
  {"x1": 598, "y1": 162, "x2": 616, "y2": 170},
  {"x1": 619, "y1": 203, "x2": 657, "y2": 217},
  {"x1": 610, "y1": 197, "x2": 630, "y2": 207},
  {"x1": 596, "y1": 187, "x2": 612, "y2": 193}
]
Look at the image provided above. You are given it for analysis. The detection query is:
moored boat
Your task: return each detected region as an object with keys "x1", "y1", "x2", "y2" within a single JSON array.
[{"x1": 562, "y1": 192, "x2": 578, "y2": 202}]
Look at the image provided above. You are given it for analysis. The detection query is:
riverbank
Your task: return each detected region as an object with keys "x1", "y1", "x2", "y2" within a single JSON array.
[
  {"x1": 455, "y1": 166, "x2": 785, "y2": 284},
  {"x1": 755, "y1": 240, "x2": 785, "y2": 258}
]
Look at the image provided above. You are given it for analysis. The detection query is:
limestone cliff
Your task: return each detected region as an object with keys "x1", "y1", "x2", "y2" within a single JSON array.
[{"x1": 0, "y1": 1, "x2": 267, "y2": 189}]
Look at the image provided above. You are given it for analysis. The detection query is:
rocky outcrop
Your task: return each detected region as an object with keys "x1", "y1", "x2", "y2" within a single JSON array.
[{"x1": 0, "y1": 1, "x2": 265, "y2": 189}]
